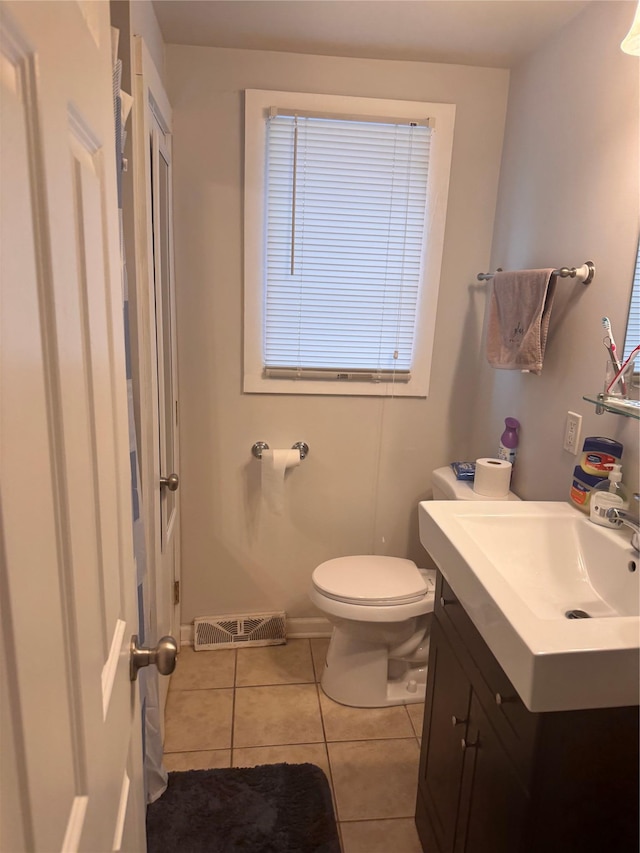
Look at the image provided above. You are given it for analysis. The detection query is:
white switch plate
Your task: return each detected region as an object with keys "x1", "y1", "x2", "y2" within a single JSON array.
[{"x1": 563, "y1": 411, "x2": 582, "y2": 454}]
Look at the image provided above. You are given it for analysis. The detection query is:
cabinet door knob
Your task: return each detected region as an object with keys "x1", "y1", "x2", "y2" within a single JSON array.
[
  {"x1": 495, "y1": 692, "x2": 513, "y2": 706},
  {"x1": 461, "y1": 737, "x2": 479, "y2": 751},
  {"x1": 439, "y1": 596, "x2": 454, "y2": 608},
  {"x1": 451, "y1": 715, "x2": 466, "y2": 727}
]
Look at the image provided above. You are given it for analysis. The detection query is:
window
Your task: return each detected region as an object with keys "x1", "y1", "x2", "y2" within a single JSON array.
[
  {"x1": 244, "y1": 90, "x2": 455, "y2": 396},
  {"x1": 623, "y1": 239, "x2": 640, "y2": 365}
]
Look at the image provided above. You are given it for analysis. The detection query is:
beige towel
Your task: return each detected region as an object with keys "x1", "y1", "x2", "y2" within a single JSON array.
[{"x1": 486, "y1": 269, "x2": 557, "y2": 374}]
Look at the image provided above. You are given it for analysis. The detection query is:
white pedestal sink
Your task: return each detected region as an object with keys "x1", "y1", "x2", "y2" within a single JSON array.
[{"x1": 419, "y1": 500, "x2": 639, "y2": 711}]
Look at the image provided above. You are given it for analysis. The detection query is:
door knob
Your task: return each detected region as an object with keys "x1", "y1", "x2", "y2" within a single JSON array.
[
  {"x1": 160, "y1": 473, "x2": 179, "y2": 491},
  {"x1": 130, "y1": 635, "x2": 178, "y2": 681}
]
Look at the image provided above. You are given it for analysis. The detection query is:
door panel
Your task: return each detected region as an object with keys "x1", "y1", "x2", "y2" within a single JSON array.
[
  {"x1": 457, "y1": 694, "x2": 529, "y2": 853},
  {"x1": 418, "y1": 619, "x2": 472, "y2": 853},
  {"x1": 132, "y1": 37, "x2": 180, "y2": 662},
  {"x1": 0, "y1": 2, "x2": 145, "y2": 849},
  {"x1": 152, "y1": 130, "x2": 178, "y2": 546}
]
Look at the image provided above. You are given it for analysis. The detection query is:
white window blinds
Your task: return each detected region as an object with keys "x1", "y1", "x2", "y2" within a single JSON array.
[
  {"x1": 623, "y1": 241, "x2": 640, "y2": 362},
  {"x1": 263, "y1": 111, "x2": 433, "y2": 381}
]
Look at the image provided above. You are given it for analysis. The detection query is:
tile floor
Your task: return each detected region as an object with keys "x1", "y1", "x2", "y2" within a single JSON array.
[{"x1": 163, "y1": 638, "x2": 425, "y2": 853}]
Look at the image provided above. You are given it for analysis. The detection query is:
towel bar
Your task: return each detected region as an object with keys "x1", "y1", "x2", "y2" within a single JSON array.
[{"x1": 477, "y1": 261, "x2": 594, "y2": 285}]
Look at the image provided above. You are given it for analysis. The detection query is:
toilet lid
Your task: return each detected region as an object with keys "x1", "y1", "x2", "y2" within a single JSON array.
[{"x1": 312, "y1": 556, "x2": 428, "y2": 605}]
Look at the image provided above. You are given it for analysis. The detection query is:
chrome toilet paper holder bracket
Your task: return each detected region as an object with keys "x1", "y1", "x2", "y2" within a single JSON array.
[{"x1": 252, "y1": 441, "x2": 309, "y2": 460}]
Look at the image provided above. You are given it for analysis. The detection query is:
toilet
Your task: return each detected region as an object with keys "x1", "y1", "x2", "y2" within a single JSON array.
[{"x1": 310, "y1": 465, "x2": 520, "y2": 708}]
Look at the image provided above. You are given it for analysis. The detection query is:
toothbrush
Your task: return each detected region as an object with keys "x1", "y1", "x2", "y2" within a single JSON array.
[
  {"x1": 602, "y1": 317, "x2": 626, "y2": 394},
  {"x1": 602, "y1": 317, "x2": 621, "y2": 368}
]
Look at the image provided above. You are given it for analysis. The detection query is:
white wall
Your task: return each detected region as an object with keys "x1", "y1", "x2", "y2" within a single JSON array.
[
  {"x1": 165, "y1": 45, "x2": 510, "y2": 624},
  {"x1": 468, "y1": 1, "x2": 639, "y2": 501},
  {"x1": 130, "y1": 0, "x2": 165, "y2": 81}
]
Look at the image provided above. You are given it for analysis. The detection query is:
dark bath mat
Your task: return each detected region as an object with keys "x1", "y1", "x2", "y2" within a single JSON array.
[{"x1": 146, "y1": 762, "x2": 341, "y2": 853}]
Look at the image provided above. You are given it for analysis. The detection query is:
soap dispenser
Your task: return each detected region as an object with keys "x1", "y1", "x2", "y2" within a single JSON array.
[{"x1": 589, "y1": 464, "x2": 630, "y2": 527}]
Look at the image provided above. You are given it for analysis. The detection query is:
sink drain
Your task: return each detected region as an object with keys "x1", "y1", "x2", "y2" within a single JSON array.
[{"x1": 565, "y1": 609, "x2": 591, "y2": 620}]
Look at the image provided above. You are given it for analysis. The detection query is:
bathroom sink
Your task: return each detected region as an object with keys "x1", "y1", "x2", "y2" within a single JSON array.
[{"x1": 418, "y1": 501, "x2": 640, "y2": 712}]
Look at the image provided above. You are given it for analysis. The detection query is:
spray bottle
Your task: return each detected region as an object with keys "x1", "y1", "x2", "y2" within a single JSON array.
[{"x1": 498, "y1": 417, "x2": 520, "y2": 466}]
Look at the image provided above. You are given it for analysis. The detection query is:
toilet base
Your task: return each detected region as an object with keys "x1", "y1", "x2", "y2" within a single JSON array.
[{"x1": 320, "y1": 626, "x2": 428, "y2": 708}]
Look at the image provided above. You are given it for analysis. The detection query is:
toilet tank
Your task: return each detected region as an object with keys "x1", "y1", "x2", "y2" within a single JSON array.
[{"x1": 431, "y1": 466, "x2": 520, "y2": 501}]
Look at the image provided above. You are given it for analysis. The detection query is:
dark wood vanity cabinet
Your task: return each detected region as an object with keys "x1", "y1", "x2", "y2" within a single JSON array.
[{"x1": 415, "y1": 572, "x2": 639, "y2": 853}]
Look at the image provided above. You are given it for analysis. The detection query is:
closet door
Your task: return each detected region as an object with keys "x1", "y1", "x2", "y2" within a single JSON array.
[{"x1": 132, "y1": 36, "x2": 181, "y2": 664}]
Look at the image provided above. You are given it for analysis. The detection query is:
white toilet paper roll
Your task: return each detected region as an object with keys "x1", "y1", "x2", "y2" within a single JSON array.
[
  {"x1": 473, "y1": 457, "x2": 512, "y2": 497},
  {"x1": 261, "y1": 448, "x2": 301, "y2": 513}
]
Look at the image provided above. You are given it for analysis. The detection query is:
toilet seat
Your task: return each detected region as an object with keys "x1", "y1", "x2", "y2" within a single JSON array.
[{"x1": 312, "y1": 556, "x2": 427, "y2": 606}]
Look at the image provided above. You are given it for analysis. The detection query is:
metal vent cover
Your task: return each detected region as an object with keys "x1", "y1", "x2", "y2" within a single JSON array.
[{"x1": 193, "y1": 611, "x2": 286, "y2": 650}]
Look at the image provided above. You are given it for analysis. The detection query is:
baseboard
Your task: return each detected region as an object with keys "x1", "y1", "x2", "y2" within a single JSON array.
[
  {"x1": 285, "y1": 616, "x2": 332, "y2": 638},
  {"x1": 180, "y1": 623, "x2": 193, "y2": 647},
  {"x1": 179, "y1": 616, "x2": 331, "y2": 647}
]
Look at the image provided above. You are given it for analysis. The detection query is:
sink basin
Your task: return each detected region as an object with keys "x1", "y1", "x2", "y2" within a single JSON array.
[
  {"x1": 457, "y1": 510, "x2": 638, "y2": 619},
  {"x1": 419, "y1": 501, "x2": 640, "y2": 712}
]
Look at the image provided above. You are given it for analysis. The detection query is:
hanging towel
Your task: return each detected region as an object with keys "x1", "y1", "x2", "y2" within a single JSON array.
[{"x1": 486, "y1": 269, "x2": 557, "y2": 374}]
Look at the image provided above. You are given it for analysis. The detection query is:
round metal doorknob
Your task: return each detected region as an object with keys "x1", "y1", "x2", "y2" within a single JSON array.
[
  {"x1": 130, "y1": 635, "x2": 178, "y2": 681},
  {"x1": 160, "y1": 473, "x2": 180, "y2": 491}
]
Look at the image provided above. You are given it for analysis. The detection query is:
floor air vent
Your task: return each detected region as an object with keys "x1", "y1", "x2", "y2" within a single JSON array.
[{"x1": 193, "y1": 612, "x2": 287, "y2": 650}]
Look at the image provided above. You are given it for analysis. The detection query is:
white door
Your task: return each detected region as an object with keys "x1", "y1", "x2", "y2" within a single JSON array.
[
  {"x1": 151, "y1": 107, "x2": 181, "y2": 642},
  {"x1": 132, "y1": 38, "x2": 180, "y2": 654},
  {"x1": 0, "y1": 2, "x2": 146, "y2": 850}
]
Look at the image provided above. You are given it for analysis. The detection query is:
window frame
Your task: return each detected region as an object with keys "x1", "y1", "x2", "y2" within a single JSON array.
[{"x1": 243, "y1": 89, "x2": 456, "y2": 397}]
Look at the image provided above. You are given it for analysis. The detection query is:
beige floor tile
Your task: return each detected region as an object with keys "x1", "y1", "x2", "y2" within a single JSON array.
[
  {"x1": 163, "y1": 750, "x2": 231, "y2": 771},
  {"x1": 319, "y1": 690, "x2": 415, "y2": 742},
  {"x1": 328, "y1": 739, "x2": 420, "y2": 822},
  {"x1": 310, "y1": 637, "x2": 331, "y2": 682},
  {"x1": 406, "y1": 702, "x2": 425, "y2": 739},
  {"x1": 164, "y1": 688, "x2": 233, "y2": 752},
  {"x1": 233, "y1": 684, "x2": 324, "y2": 747},
  {"x1": 232, "y1": 742, "x2": 331, "y2": 779},
  {"x1": 235, "y1": 639, "x2": 314, "y2": 686},
  {"x1": 169, "y1": 646, "x2": 235, "y2": 691},
  {"x1": 340, "y1": 818, "x2": 423, "y2": 853}
]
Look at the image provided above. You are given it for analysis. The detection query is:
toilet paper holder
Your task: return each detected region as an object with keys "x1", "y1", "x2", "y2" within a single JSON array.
[{"x1": 252, "y1": 441, "x2": 309, "y2": 461}]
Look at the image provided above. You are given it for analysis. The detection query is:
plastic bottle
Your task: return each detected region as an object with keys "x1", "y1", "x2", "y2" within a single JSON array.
[
  {"x1": 498, "y1": 417, "x2": 520, "y2": 466},
  {"x1": 570, "y1": 466, "x2": 607, "y2": 513},
  {"x1": 589, "y1": 465, "x2": 630, "y2": 527},
  {"x1": 579, "y1": 437, "x2": 623, "y2": 477}
]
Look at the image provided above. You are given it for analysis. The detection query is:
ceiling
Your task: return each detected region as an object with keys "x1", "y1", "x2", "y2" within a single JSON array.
[{"x1": 152, "y1": 0, "x2": 595, "y2": 69}]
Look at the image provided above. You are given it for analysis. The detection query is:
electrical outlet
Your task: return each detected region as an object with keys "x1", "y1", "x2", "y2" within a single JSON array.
[{"x1": 563, "y1": 411, "x2": 582, "y2": 454}]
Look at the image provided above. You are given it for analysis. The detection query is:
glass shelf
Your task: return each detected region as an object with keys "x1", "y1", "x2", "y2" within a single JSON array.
[{"x1": 583, "y1": 393, "x2": 640, "y2": 419}]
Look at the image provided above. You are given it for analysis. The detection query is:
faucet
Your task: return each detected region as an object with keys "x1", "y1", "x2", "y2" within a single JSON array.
[{"x1": 606, "y1": 492, "x2": 640, "y2": 553}]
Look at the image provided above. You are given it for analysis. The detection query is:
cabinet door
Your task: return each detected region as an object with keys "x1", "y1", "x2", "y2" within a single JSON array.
[
  {"x1": 417, "y1": 619, "x2": 472, "y2": 853},
  {"x1": 456, "y1": 694, "x2": 529, "y2": 853}
]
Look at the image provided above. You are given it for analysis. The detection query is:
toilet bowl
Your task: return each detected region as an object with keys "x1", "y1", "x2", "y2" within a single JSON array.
[
  {"x1": 310, "y1": 556, "x2": 436, "y2": 707},
  {"x1": 310, "y1": 466, "x2": 520, "y2": 708}
]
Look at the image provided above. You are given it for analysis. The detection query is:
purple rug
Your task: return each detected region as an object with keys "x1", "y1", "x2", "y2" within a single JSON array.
[{"x1": 146, "y1": 762, "x2": 341, "y2": 852}]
